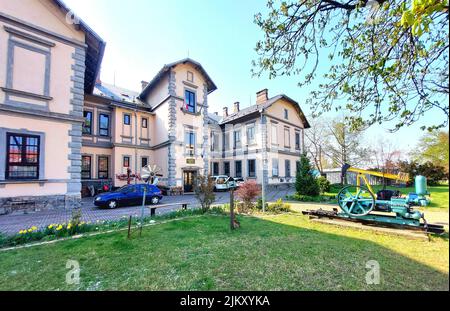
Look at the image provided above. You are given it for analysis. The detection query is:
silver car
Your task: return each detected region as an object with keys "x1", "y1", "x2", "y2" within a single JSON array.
[{"x1": 212, "y1": 176, "x2": 237, "y2": 191}]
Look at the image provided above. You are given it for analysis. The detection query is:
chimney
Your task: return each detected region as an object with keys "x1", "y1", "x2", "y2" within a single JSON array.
[
  {"x1": 214, "y1": 112, "x2": 218, "y2": 116},
  {"x1": 256, "y1": 88, "x2": 268, "y2": 105},
  {"x1": 223, "y1": 107, "x2": 228, "y2": 118},
  {"x1": 141, "y1": 80, "x2": 149, "y2": 91},
  {"x1": 233, "y1": 102, "x2": 240, "y2": 113}
]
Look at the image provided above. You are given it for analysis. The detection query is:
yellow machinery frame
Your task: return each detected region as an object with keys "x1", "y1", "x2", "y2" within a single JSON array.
[{"x1": 347, "y1": 166, "x2": 409, "y2": 196}]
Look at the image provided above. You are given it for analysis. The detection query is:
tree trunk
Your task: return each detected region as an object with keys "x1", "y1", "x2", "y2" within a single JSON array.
[{"x1": 229, "y1": 189, "x2": 240, "y2": 230}]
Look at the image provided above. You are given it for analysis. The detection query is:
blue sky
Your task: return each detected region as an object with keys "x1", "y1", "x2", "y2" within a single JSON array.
[{"x1": 64, "y1": 0, "x2": 447, "y2": 155}]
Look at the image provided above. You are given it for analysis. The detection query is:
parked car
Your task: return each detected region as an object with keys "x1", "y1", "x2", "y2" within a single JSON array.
[
  {"x1": 234, "y1": 177, "x2": 245, "y2": 188},
  {"x1": 93, "y1": 184, "x2": 163, "y2": 209},
  {"x1": 212, "y1": 175, "x2": 237, "y2": 191}
]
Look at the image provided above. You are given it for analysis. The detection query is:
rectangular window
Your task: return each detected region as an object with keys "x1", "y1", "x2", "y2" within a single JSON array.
[
  {"x1": 296, "y1": 161, "x2": 300, "y2": 173},
  {"x1": 123, "y1": 156, "x2": 130, "y2": 168},
  {"x1": 285, "y1": 160, "x2": 291, "y2": 177},
  {"x1": 224, "y1": 132, "x2": 230, "y2": 151},
  {"x1": 295, "y1": 131, "x2": 301, "y2": 150},
  {"x1": 83, "y1": 111, "x2": 92, "y2": 135},
  {"x1": 6, "y1": 133, "x2": 40, "y2": 180},
  {"x1": 233, "y1": 130, "x2": 241, "y2": 149},
  {"x1": 284, "y1": 109, "x2": 289, "y2": 120},
  {"x1": 271, "y1": 124, "x2": 278, "y2": 145},
  {"x1": 213, "y1": 162, "x2": 219, "y2": 176},
  {"x1": 284, "y1": 127, "x2": 290, "y2": 148},
  {"x1": 124, "y1": 114, "x2": 131, "y2": 125},
  {"x1": 211, "y1": 132, "x2": 220, "y2": 151},
  {"x1": 141, "y1": 157, "x2": 148, "y2": 168},
  {"x1": 81, "y1": 155, "x2": 91, "y2": 179},
  {"x1": 247, "y1": 125, "x2": 255, "y2": 145},
  {"x1": 141, "y1": 118, "x2": 148, "y2": 128},
  {"x1": 272, "y1": 159, "x2": 279, "y2": 177},
  {"x1": 184, "y1": 90, "x2": 196, "y2": 113},
  {"x1": 98, "y1": 156, "x2": 109, "y2": 179},
  {"x1": 187, "y1": 71, "x2": 194, "y2": 82},
  {"x1": 235, "y1": 161, "x2": 242, "y2": 178},
  {"x1": 248, "y1": 159, "x2": 256, "y2": 178},
  {"x1": 185, "y1": 132, "x2": 195, "y2": 156},
  {"x1": 224, "y1": 162, "x2": 230, "y2": 176},
  {"x1": 99, "y1": 114, "x2": 110, "y2": 136}
]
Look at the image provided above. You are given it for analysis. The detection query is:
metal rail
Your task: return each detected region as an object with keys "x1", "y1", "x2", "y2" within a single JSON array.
[{"x1": 302, "y1": 209, "x2": 445, "y2": 235}]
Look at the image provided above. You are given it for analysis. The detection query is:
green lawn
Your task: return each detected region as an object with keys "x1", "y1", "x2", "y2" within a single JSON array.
[{"x1": 0, "y1": 213, "x2": 448, "y2": 290}]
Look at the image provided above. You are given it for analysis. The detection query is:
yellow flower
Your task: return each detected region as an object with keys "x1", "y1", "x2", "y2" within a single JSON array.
[
  {"x1": 56, "y1": 225, "x2": 63, "y2": 231},
  {"x1": 31, "y1": 226, "x2": 37, "y2": 231},
  {"x1": 48, "y1": 224, "x2": 53, "y2": 229},
  {"x1": 18, "y1": 230, "x2": 25, "y2": 234},
  {"x1": 67, "y1": 224, "x2": 72, "y2": 229},
  {"x1": 28, "y1": 229, "x2": 33, "y2": 233}
]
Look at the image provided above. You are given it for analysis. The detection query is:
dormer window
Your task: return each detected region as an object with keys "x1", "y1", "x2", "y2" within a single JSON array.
[{"x1": 184, "y1": 90, "x2": 196, "y2": 113}]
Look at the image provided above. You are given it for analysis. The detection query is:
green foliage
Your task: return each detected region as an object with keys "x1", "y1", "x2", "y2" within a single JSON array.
[
  {"x1": 256, "y1": 198, "x2": 269, "y2": 211},
  {"x1": 295, "y1": 154, "x2": 320, "y2": 196},
  {"x1": 253, "y1": 0, "x2": 449, "y2": 132},
  {"x1": 193, "y1": 175, "x2": 216, "y2": 213},
  {"x1": 287, "y1": 193, "x2": 336, "y2": 203},
  {"x1": 317, "y1": 176, "x2": 331, "y2": 194},
  {"x1": 398, "y1": 160, "x2": 448, "y2": 185},
  {"x1": 412, "y1": 130, "x2": 449, "y2": 173},
  {"x1": 267, "y1": 199, "x2": 291, "y2": 213}
]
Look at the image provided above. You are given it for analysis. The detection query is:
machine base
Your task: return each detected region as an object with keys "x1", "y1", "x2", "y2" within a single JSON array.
[{"x1": 302, "y1": 208, "x2": 445, "y2": 235}]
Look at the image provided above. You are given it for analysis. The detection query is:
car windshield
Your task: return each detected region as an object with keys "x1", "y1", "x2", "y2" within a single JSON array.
[{"x1": 216, "y1": 177, "x2": 229, "y2": 184}]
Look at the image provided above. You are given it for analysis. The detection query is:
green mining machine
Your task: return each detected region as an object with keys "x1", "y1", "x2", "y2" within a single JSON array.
[{"x1": 303, "y1": 164, "x2": 445, "y2": 234}]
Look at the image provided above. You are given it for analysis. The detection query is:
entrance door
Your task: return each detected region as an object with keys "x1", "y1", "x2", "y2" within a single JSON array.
[{"x1": 183, "y1": 171, "x2": 196, "y2": 193}]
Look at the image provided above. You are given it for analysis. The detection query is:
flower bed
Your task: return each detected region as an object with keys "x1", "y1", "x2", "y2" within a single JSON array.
[{"x1": 0, "y1": 208, "x2": 224, "y2": 249}]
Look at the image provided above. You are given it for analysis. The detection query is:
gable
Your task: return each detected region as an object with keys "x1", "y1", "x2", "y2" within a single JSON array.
[
  {"x1": 0, "y1": 0, "x2": 85, "y2": 42},
  {"x1": 265, "y1": 97, "x2": 310, "y2": 129}
]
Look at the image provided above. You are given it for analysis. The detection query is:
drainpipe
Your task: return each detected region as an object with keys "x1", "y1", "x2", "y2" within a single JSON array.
[
  {"x1": 260, "y1": 109, "x2": 267, "y2": 213},
  {"x1": 134, "y1": 102, "x2": 138, "y2": 184}
]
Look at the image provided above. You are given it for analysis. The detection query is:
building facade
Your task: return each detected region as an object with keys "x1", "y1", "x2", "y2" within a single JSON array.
[
  {"x1": 209, "y1": 89, "x2": 310, "y2": 188},
  {"x1": 0, "y1": 0, "x2": 310, "y2": 214},
  {"x1": 0, "y1": 0, "x2": 104, "y2": 213}
]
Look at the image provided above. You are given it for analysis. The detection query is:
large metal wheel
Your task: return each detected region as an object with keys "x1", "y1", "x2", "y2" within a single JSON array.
[{"x1": 337, "y1": 185, "x2": 375, "y2": 217}]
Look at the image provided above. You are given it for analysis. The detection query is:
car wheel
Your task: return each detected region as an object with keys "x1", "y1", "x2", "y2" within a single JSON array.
[
  {"x1": 151, "y1": 196, "x2": 160, "y2": 205},
  {"x1": 107, "y1": 200, "x2": 118, "y2": 209}
]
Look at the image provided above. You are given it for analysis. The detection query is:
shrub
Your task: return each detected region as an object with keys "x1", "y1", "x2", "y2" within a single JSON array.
[
  {"x1": 267, "y1": 199, "x2": 291, "y2": 213},
  {"x1": 317, "y1": 176, "x2": 331, "y2": 193},
  {"x1": 234, "y1": 180, "x2": 261, "y2": 213},
  {"x1": 255, "y1": 198, "x2": 269, "y2": 211},
  {"x1": 397, "y1": 160, "x2": 448, "y2": 186},
  {"x1": 193, "y1": 174, "x2": 216, "y2": 213},
  {"x1": 295, "y1": 154, "x2": 320, "y2": 196}
]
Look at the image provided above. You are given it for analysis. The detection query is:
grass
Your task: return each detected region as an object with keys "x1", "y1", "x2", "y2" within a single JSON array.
[{"x1": 0, "y1": 212, "x2": 448, "y2": 291}]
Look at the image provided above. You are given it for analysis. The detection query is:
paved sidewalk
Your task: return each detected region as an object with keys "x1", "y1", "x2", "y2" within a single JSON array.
[{"x1": 0, "y1": 188, "x2": 295, "y2": 235}]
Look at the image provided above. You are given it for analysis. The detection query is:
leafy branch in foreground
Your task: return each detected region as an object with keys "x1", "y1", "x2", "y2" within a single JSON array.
[{"x1": 253, "y1": 0, "x2": 449, "y2": 131}]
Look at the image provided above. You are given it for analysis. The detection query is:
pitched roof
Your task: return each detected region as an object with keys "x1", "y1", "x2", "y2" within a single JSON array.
[
  {"x1": 139, "y1": 58, "x2": 217, "y2": 101},
  {"x1": 93, "y1": 82, "x2": 150, "y2": 109},
  {"x1": 220, "y1": 94, "x2": 311, "y2": 128},
  {"x1": 52, "y1": 0, "x2": 106, "y2": 94}
]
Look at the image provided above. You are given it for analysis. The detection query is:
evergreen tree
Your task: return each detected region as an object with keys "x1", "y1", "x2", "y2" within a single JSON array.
[{"x1": 295, "y1": 154, "x2": 320, "y2": 196}]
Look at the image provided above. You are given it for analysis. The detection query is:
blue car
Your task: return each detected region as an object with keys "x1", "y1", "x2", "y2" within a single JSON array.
[{"x1": 93, "y1": 184, "x2": 163, "y2": 209}]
